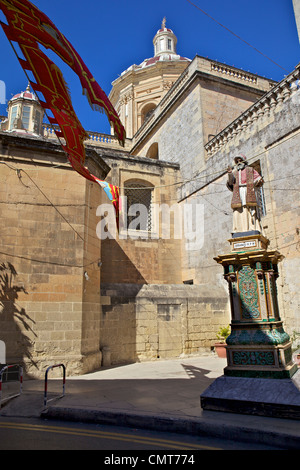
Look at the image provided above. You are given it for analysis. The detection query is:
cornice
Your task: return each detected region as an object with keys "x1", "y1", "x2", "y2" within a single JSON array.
[
  {"x1": 0, "y1": 131, "x2": 111, "y2": 179},
  {"x1": 205, "y1": 63, "x2": 300, "y2": 158}
]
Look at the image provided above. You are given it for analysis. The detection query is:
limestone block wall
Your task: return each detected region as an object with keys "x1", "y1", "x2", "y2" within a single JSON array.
[
  {"x1": 100, "y1": 153, "x2": 183, "y2": 285},
  {"x1": 100, "y1": 284, "x2": 229, "y2": 364},
  {"x1": 80, "y1": 178, "x2": 105, "y2": 374},
  {"x1": 132, "y1": 81, "x2": 205, "y2": 181},
  {"x1": 131, "y1": 55, "x2": 273, "y2": 181},
  {"x1": 0, "y1": 135, "x2": 105, "y2": 377},
  {"x1": 200, "y1": 79, "x2": 262, "y2": 144}
]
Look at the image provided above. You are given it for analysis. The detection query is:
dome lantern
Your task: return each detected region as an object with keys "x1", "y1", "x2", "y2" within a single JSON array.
[{"x1": 153, "y1": 18, "x2": 178, "y2": 57}]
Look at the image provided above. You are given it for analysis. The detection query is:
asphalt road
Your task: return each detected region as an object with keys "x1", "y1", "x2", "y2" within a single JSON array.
[{"x1": 0, "y1": 417, "x2": 283, "y2": 451}]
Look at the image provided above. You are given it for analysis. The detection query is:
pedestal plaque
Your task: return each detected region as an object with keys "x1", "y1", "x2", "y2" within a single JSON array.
[{"x1": 201, "y1": 233, "x2": 300, "y2": 418}]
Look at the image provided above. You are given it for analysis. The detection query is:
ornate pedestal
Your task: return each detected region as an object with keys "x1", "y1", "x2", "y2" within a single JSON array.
[
  {"x1": 217, "y1": 234, "x2": 297, "y2": 379},
  {"x1": 200, "y1": 233, "x2": 300, "y2": 418}
]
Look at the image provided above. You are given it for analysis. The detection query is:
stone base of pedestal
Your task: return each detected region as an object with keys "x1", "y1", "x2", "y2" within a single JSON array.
[
  {"x1": 224, "y1": 342, "x2": 298, "y2": 379},
  {"x1": 224, "y1": 361, "x2": 298, "y2": 379},
  {"x1": 200, "y1": 369, "x2": 300, "y2": 419}
]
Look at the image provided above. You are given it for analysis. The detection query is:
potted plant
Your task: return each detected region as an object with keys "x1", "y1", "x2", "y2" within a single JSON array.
[{"x1": 214, "y1": 325, "x2": 230, "y2": 358}]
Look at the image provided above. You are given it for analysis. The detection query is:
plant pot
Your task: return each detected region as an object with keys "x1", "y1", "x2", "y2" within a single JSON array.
[
  {"x1": 214, "y1": 342, "x2": 227, "y2": 358},
  {"x1": 292, "y1": 351, "x2": 300, "y2": 366}
]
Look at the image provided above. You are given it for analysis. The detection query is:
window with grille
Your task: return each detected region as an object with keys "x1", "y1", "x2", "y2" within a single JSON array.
[{"x1": 124, "y1": 182, "x2": 153, "y2": 231}]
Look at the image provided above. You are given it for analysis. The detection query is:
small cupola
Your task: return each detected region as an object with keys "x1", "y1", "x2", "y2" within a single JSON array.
[
  {"x1": 153, "y1": 18, "x2": 177, "y2": 57},
  {"x1": 4, "y1": 83, "x2": 44, "y2": 135}
]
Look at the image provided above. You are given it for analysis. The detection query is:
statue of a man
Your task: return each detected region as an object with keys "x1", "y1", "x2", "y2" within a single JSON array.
[{"x1": 227, "y1": 155, "x2": 264, "y2": 235}]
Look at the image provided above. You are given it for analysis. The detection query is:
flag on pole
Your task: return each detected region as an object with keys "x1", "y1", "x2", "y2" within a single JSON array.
[{"x1": 0, "y1": 0, "x2": 124, "y2": 228}]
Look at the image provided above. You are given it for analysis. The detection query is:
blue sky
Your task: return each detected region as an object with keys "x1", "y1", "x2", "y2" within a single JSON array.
[{"x1": 0, "y1": 0, "x2": 299, "y2": 134}]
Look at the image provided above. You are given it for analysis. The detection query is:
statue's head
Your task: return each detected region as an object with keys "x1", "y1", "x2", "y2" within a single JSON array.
[{"x1": 233, "y1": 154, "x2": 248, "y2": 170}]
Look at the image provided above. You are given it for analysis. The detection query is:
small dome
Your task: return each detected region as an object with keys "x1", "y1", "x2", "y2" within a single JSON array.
[
  {"x1": 155, "y1": 17, "x2": 173, "y2": 35},
  {"x1": 156, "y1": 27, "x2": 173, "y2": 34},
  {"x1": 120, "y1": 19, "x2": 190, "y2": 76},
  {"x1": 10, "y1": 83, "x2": 38, "y2": 103},
  {"x1": 5, "y1": 83, "x2": 44, "y2": 136}
]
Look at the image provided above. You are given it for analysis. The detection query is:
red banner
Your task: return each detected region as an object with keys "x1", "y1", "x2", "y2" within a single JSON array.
[
  {"x1": 0, "y1": 0, "x2": 125, "y2": 145},
  {"x1": 0, "y1": 0, "x2": 123, "y2": 227}
]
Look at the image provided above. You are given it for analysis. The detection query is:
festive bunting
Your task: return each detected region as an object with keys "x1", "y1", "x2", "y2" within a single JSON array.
[
  {"x1": 0, "y1": 0, "x2": 124, "y2": 227},
  {"x1": 0, "y1": 0, "x2": 125, "y2": 145},
  {"x1": 96, "y1": 180, "x2": 120, "y2": 229}
]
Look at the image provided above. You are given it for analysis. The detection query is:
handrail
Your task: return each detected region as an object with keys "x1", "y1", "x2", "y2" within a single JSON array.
[
  {"x1": 44, "y1": 364, "x2": 66, "y2": 407},
  {"x1": 0, "y1": 364, "x2": 23, "y2": 408}
]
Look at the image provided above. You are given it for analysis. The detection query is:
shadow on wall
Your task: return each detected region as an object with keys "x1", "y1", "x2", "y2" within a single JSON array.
[
  {"x1": 101, "y1": 238, "x2": 147, "y2": 284},
  {"x1": 99, "y1": 237, "x2": 148, "y2": 365},
  {"x1": 0, "y1": 262, "x2": 38, "y2": 373}
]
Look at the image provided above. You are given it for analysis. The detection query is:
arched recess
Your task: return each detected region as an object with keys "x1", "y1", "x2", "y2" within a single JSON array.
[
  {"x1": 146, "y1": 142, "x2": 159, "y2": 160},
  {"x1": 141, "y1": 103, "x2": 156, "y2": 126}
]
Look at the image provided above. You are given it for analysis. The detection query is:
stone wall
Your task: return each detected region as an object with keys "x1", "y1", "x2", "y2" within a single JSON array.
[
  {"x1": 132, "y1": 81, "x2": 204, "y2": 181},
  {"x1": 179, "y1": 72, "x2": 300, "y2": 338},
  {"x1": 200, "y1": 78, "x2": 262, "y2": 144},
  {"x1": 94, "y1": 150, "x2": 232, "y2": 365},
  {"x1": 92, "y1": 59, "x2": 276, "y2": 365},
  {"x1": 0, "y1": 134, "x2": 107, "y2": 377},
  {"x1": 99, "y1": 152, "x2": 183, "y2": 285},
  {"x1": 100, "y1": 283, "x2": 229, "y2": 364},
  {"x1": 1, "y1": 58, "x2": 297, "y2": 374},
  {"x1": 131, "y1": 55, "x2": 273, "y2": 181}
]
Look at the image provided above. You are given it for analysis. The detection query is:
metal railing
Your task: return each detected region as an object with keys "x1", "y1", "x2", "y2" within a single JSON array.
[
  {"x1": 44, "y1": 364, "x2": 66, "y2": 407},
  {"x1": 0, "y1": 364, "x2": 23, "y2": 408}
]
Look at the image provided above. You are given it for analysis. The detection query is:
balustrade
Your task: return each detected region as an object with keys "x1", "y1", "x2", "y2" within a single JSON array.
[
  {"x1": 42, "y1": 123, "x2": 123, "y2": 148},
  {"x1": 211, "y1": 62, "x2": 258, "y2": 84}
]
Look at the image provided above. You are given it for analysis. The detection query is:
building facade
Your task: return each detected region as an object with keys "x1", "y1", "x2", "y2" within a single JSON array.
[{"x1": 0, "y1": 20, "x2": 299, "y2": 376}]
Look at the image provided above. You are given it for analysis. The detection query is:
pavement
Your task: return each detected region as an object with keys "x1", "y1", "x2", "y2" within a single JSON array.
[{"x1": 0, "y1": 354, "x2": 300, "y2": 449}]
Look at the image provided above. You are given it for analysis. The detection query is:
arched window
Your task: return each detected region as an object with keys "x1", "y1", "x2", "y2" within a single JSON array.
[
  {"x1": 141, "y1": 103, "x2": 156, "y2": 125},
  {"x1": 124, "y1": 181, "x2": 154, "y2": 231}
]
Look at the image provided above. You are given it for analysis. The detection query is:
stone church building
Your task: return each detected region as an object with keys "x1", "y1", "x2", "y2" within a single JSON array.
[{"x1": 0, "y1": 19, "x2": 299, "y2": 377}]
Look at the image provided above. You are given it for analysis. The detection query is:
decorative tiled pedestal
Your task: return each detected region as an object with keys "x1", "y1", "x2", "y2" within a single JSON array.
[{"x1": 200, "y1": 234, "x2": 300, "y2": 418}]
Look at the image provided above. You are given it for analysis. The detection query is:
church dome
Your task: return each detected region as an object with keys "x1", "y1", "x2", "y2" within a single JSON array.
[{"x1": 110, "y1": 19, "x2": 191, "y2": 138}]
